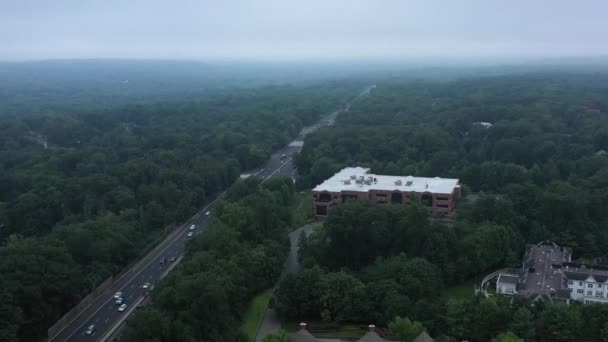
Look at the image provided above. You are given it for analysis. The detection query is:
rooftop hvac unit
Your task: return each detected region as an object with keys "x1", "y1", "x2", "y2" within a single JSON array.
[
  {"x1": 405, "y1": 181, "x2": 413, "y2": 186},
  {"x1": 350, "y1": 175, "x2": 356, "y2": 180},
  {"x1": 343, "y1": 180, "x2": 351, "y2": 185},
  {"x1": 394, "y1": 180, "x2": 402, "y2": 185},
  {"x1": 364, "y1": 179, "x2": 372, "y2": 185},
  {"x1": 355, "y1": 179, "x2": 363, "y2": 184}
]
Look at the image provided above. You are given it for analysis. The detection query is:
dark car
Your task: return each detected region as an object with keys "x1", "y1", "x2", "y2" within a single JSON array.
[{"x1": 169, "y1": 256, "x2": 176, "y2": 262}]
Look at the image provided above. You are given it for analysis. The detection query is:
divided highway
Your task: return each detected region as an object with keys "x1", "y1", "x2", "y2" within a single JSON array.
[{"x1": 50, "y1": 85, "x2": 374, "y2": 342}]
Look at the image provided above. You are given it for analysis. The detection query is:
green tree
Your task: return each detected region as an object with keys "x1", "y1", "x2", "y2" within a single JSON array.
[
  {"x1": 540, "y1": 305, "x2": 583, "y2": 342},
  {"x1": 263, "y1": 329, "x2": 290, "y2": 342},
  {"x1": 510, "y1": 307, "x2": 535, "y2": 341},
  {"x1": 388, "y1": 316, "x2": 426, "y2": 342},
  {"x1": 491, "y1": 331, "x2": 524, "y2": 342}
]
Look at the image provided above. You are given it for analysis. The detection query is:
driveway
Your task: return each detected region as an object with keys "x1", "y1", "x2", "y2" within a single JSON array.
[{"x1": 255, "y1": 223, "x2": 316, "y2": 341}]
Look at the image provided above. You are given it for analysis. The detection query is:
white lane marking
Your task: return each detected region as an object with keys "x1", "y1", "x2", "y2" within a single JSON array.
[{"x1": 61, "y1": 218, "x2": 195, "y2": 342}]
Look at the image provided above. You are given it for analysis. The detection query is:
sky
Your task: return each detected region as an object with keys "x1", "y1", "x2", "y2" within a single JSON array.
[{"x1": 2, "y1": 0, "x2": 607, "y2": 61}]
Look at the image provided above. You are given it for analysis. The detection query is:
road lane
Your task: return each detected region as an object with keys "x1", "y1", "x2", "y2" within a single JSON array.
[{"x1": 53, "y1": 85, "x2": 374, "y2": 342}]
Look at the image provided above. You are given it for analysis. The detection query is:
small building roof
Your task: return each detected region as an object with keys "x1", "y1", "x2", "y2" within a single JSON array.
[
  {"x1": 359, "y1": 331, "x2": 386, "y2": 342},
  {"x1": 413, "y1": 331, "x2": 435, "y2": 342},
  {"x1": 497, "y1": 273, "x2": 519, "y2": 285},
  {"x1": 313, "y1": 167, "x2": 459, "y2": 195},
  {"x1": 290, "y1": 329, "x2": 319, "y2": 342}
]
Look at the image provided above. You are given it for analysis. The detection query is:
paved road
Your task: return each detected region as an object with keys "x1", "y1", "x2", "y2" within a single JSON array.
[
  {"x1": 255, "y1": 223, "x2": 316, "y2": 342},
  {"x1": 49, "y1": 86, "x2": 372, "y2": 342}
]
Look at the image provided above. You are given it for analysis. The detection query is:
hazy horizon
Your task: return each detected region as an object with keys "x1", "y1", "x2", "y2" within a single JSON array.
[{"x1": 3, "y1": 0, "x2": 608, "y2": 61}]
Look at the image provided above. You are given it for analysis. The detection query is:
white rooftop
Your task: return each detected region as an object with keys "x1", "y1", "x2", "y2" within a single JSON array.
[{"x1": 313, "y1": 167, "x2": 459, "y2": 195}]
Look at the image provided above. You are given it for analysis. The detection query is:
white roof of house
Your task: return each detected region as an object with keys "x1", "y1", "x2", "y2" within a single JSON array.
[{"x1": 312, "y1": 167, "x2": 459, "y2": 195}]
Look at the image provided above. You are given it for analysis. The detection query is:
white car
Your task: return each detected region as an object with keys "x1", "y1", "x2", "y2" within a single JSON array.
[
  {"x1": 84, "y1": 324, "x2": 96, "y2": 336},
  {"x1": 189, "y1": 224, "x2": 196, "y2": 230},
  {"x1": 187, "y1": 231, "x2": 193, "y2": 237},
  {"x1": 113, "y1": 291, "x2": 123, "y2": 299},
  {"x1": 115, "y1": 297, "x2": 123, "y2": 305},
  {"x1": 118, "y1": 304, "x2": 127, "y2": 312},
  {"x1": 205, "y1": 211, "x2": 211, "y2": 216},
  {"x1": 142, "y1": 282, "x2": 150, "y2": 289}
]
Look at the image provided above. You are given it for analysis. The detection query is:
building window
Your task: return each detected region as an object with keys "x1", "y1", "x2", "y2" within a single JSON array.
[
  {"x1": 391, "y1": 192, "x2": 403, "y2": 204},
  {"x1": 596, "y1": 292, "x2": 603, "y2": 297},
  {"x1": 376, "y1": 193, "x2": 387, "y2": 197},
  {"x1": 568, "y1": 280, "x2": 573, "y2": 285},
  {"x1": 588, "y1": 284, "x2": 594, "y2": 288},
  {"x1": 577, "y1": 289, "x2": 584, "y2": 293},
  {"x1": 587, "y1": 291, "x2": 593, "y2": 296},
  {"x1": 436, "y1": 196, "x2": 449, "y2": 201},
  {"x1": 598, "y1": 284, "x2": 602, "y2": 288},
  {"x1": 579, "y1": 281, "x2": 583, "y2": 286}
]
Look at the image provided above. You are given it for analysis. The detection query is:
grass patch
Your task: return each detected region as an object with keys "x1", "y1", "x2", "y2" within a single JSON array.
[
  {"x1": 292, "y1": 190, "x2": 314, "y2": 228},
  {"x1": 241, "y1": 289, "x2": 273, "y2": 341},
  {"x1": 444, "y1": 279, "x2": 477, "y2": 300},
  {"x1": 299, "y1": 126, "x2": 317, "y2": 136}
]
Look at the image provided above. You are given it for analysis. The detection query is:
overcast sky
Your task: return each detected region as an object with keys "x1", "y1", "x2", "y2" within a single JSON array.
[{"x1": 2, "y1": 0, "x2": 607, "y2": 61}]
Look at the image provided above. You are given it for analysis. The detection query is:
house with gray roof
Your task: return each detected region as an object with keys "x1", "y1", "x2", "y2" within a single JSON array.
[
  {"x1": 288, "y1": 323, "x2": 434, "y2": 342},
  {"x1": 490, "y1": 241, "x2": 608, "y2": 304}
]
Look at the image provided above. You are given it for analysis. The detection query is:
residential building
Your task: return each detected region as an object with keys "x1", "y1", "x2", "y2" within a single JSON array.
[
  {"x1": 490, "y1": 241, "x2": 608, "y2": 304},
  {"x1": 312, "y1": 167, "x2": 460, "y2": 217},
  {"x1": 496, "y1": 273, "x2": 518, "y2": 295},
  {"x1": 563, "y1": 263, "x2": 608, "y2": 304},
  {"x1": 289, "y1": 323, "x2": 434, "y2": 342}
]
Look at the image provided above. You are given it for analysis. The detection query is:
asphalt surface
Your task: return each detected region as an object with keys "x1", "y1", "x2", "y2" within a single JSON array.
[
  {"x1": 255, "y1": 223, "x2": 315, "y2": 342},
  {"x1": 50, "y1": 95, "x2": 362, "y2": 342}
]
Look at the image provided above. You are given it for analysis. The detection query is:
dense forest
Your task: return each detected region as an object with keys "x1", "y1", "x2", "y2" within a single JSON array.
[
  {"x1": 282, "y1": 73, "x2": 608, "y2": 341},
  {"x1": 0, "y1": 78, "x2": 362, "y2": 341}
]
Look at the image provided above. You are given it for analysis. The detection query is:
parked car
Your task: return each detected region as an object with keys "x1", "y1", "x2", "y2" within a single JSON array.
[
  {"x1": 187, "y1": 231, "x2": 193, "y2": 237},
  {"x1": 118, "y1": 304, "x2": 127, "y2": 312},
  {"x1": 113, "y1": 291, "x2": 122, "y2": 299},
  {"x1": 115, "y1": 297, "x2": 123, "y2": 305},
  {"x1": 205, "y1": 210, "x2": 211, "y2": 216},
  {"x1": 169, "y1": 256, "x2": 176, "y2": 262},
  {"x1": 84, "y1": 325, "x2": 96, "y2": 336},
  {"x1": 189, "y1": 224, "x2": 196, "y2": 230},
  {"x1": 159, "y1": 257, "x2": 166, "y2": 264},
  {"x1": 142, "y1": 282, "x2": 150, "y2": 289}
]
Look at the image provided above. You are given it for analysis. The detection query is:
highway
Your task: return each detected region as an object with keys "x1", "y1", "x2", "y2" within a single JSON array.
[{"x1": 50, "y1": 85, "x2": 374, "y2": 342}]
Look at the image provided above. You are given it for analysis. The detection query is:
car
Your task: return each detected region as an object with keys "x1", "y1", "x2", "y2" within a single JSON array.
[
  {"x1": 113, "y1": 291, "x2": 123, "y2": 299},
  {"x1": 205, "y1": 211, "x2": 211, "y2": 216},
  {"x1": 142, "y1": 282, "x2": 150, "y2": 289},
  {"x1": 159, "y1": 257, "x2": 166, "y2": 264},
  {"x1": 118, "y1": 303, "x2": 127, "y2": 312},
  {"x1": 189, "y1": 224, "x2": 196, "y2": 230},
  {"x1": 84, "y1": 324, "x2": 96, "y2": 336},
  {"x1": 169, "y1": 256, "x2": 176, "y2": 262},
  {"x1": 187, "y1": 231, "x2": 193, "y2": 237},
  {"x1": 115, "y1": 297, "x2": 123, "y2": 305}
]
